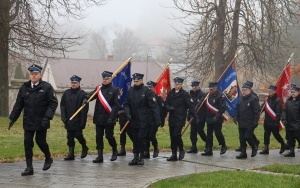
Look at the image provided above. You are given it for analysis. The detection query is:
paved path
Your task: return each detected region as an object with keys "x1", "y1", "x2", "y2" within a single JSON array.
[{"x1": 0, "y1": 149, "x2": 299, "y2": 188}]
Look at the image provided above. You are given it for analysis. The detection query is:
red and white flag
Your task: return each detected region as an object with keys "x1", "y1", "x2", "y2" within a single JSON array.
[{"x1": 155, "y1": 66, "x2": 171, "y2": 100}]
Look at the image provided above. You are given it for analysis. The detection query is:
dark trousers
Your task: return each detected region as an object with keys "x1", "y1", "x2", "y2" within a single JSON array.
[
  {"x1": 263, "y1": 125, "x2": 284, "y2": 145},
  {"x1": 190, "y1": 120, "x2": 207, "y2": 145},
  {"x1": 67, "y1": 129, "x2": 86, "y2": 147},
  {"x1": 119, "y1": 113, "x2": 128, "y2": 146},
  {"x1": 146, "y1": 123, "x2": 158, "y2": 151},
  {"x1": 169, "y1": 126, "x2": 184, "y2": 151},
  {"x1": 206, "y1": 122, "x2": 226, "y2": 148},
  {"x1": 24, "y1": 130, "x2": 51, "y2": 166},
  {"x1": 239, "y1": 127, "x2": 256, "y2": 148},
  {"x1": 96, "y1": 125, "x2": 117, "y2": 150},
  {"x1": 127, "y1": 126, "x2": 148, "y2": 154},
  {"x1": 286, "y1": 129, "x2": 300, "y2": 147}
]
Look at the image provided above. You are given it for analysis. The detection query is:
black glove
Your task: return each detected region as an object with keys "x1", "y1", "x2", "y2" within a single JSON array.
[
  {"x1": 160, "y1": 121, "x2": 165, "y2": 127},
  {"x1": 212, "y1": 116, "x2": 218, "y2": 123},
  {"x1": 42, "y1": 117, "x2": 50, "y2": 127},
  {"x1": 61, "y1": 117, "x2": 67, "y2": 124},
  {"x1": 126, "y1": 113, "x2": 131, "y2": 120},
  {"x1": 107, "y1": 119, "x2": 114, "y2": 126},
  {"x1": 82, "y1": 98, "x2": 88, "y2": 105},
  {"x1": 233, "y1": 118, "x2": 237, "y2": 125},
  {"x1": 167, "y1": 106, "x2": 175, "y2": 111},
  {"x1": 8, "y1": 120, "x2": 15, "y2": 130}
]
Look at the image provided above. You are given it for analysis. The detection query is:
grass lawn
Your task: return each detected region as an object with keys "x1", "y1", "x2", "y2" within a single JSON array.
[
  {"x1": 150, "y1": 170, "x2": 300, "y2": 188},
  {"x1": 0, "y1": 115, "x2": 286, "y2": 162},
  {"x1": 258, "y1": 164, "x2": 300, "y2": 175}
]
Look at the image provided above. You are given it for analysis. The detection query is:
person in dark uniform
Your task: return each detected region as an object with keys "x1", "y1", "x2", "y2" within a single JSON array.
[
  {"x1": 259, "y1": 85, "x2": 288, "y2": 155},
  {"x1": 235, "y1": 82, "x2": 260, "y2": 159},
  {"x1": 166, "y1": 77, "x2": 196, "y2": 161},
  {"x1": 235, "y1": 80, "x2": 260, "y2": 152},
  {"x1": 123, "y1": 73, "x2": 161, "y2": 165},
  {"x1": 144, "y1": 81, "x2": 167, "y2": 158},
  {"x1": 282, "y1": 86, "x2": 300, "y2": 157},
  {"x1": 60, "y1": 75, "x2": 89, "y2": 160},
  {"x1": 87, "y1": 71, "x2": 119, "y2": 163},
  {"x1": 201, "y1": 82, "x2": 227, "y2": 156},
  {"x1": 8, "y1": 64, "x2": 58, "y2": 176},
  {"x1": 187, "y1": 81, "x2": 207, "y2": 153},
  {"x1": 117, "y1": 107, "x2": 128, "y2": 156}
]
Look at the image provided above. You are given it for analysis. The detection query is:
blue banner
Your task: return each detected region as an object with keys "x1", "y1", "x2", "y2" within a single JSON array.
[
  {"x1": 217, "y1": 62, "x2": 240, "y2": 118},
  {"x1": 112, "y1": 62, "x2": 131, "y2": 107}
]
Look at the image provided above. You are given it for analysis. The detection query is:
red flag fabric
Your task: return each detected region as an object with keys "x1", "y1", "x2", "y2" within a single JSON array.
[
  {"x1": 155, "y1": 66, "x2": 171, "y2": 100},
  {"x1": 275, "y1": 63, "x2": 291, "y2": 130}
]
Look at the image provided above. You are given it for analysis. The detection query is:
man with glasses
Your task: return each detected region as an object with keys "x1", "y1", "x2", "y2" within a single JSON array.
[
  {"x1": 124, "y1": 73, "x2": 161, "y2": 165},
  {"x1": 88, "y1": 71, "x2": 119, "y2": 163},
  {"x1": 187, "y1": 81, "x2": 207, "y2": 154}
]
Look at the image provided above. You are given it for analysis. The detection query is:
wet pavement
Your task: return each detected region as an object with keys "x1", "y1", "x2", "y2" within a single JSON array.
[{"x1": 0, "y1": 149, "x2": 299, "y2": 188}]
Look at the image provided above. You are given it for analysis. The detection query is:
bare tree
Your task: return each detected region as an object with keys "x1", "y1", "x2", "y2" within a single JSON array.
[
  {"x1": 172, "y1": 0, "x2": 300, "y2": 82},
  {"x1": 88, "y1": 32, "x2": 108, "y2": 60},
  {"x1": 0, "y1": 0, "x2": 106, "y2": 116}
]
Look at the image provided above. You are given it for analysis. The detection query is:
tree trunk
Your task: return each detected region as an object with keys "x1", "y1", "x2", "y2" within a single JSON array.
[
  {"x1": 214, "y1": 0, "x2": 227, "y2": 81},
  {"x1": 0, "y1": 0, "x2": 10, "y2": 116}
]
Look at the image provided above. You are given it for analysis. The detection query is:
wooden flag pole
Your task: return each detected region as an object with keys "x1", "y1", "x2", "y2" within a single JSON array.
[{"x1": 69, "y1": 54, "x2": 135, "y2": 121}]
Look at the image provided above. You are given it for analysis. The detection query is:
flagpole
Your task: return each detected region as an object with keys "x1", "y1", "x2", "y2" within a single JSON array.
[
  {"x1": 69, "y1": 54, "x2": 135, "y2": 121},
  {"x1": 182, "y1": 49, "x2": 242, "y2": 135},
  {"x1": 155, "y1": 58, "x2": 172, "y2": 83}
]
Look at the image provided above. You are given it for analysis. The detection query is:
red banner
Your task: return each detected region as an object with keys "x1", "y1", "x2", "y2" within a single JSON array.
[
  {"x1": 276, "y1": 63, "x2": 291, "y2": 106},
  {"x1": 155, "y1": 66, "x2": 171, "y2": 100}
]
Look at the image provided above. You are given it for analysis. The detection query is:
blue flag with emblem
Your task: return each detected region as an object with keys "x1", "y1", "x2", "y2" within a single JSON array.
[
  {"x1": 112, "y1": 62, "x2": 131, "y2": 106},
  {"x1": 217, "y1": 62, "x2": 240, "y2": 118}
]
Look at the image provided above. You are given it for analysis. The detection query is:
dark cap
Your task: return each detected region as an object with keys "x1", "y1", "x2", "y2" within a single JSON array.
[
  {"x1": 132, "y1": 73, "x2": 144, "y2": 81},
  {"x1": 291, "y1": 85, "x2": 300, "y2": 92},
  {"x1": 70, "y1": 75, "x2": 81, "y2": 82},
  {"x1": 173, "y1": 77, "x2": 184, "y2": 84},
  {"x1": 28, "y1": 64, "x2": 42, "y2": 73},
  {"x1": 242, "y1": 83, "x2": 251, "y2": 89},
  {"x1": 146, "y1": 81, "x2": 156, "y2": 87},
  {"x1": 245, "y1": 80, "x2": 253, "y2": 88},
  {"x1": 268, "y1": 85, "x2": 277, "y2": 91},
  {"x1": 191, "y1": 81, "x2": 200, "y2": 87},
  {"x1": 208, "y1": 82, "x2": 218, "y2": 88},
  {"x1": 102, "y1": 71, "x2": 113, "y2": 78}
]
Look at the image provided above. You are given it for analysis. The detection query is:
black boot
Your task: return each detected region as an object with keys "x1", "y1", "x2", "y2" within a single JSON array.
[
  {"x1": 259, "y1": 144, "x2": 269, "y2": 155},
  {"x1": 187, "y1": 145, "x2": 198, "y2": 153},
  {"x1": 220, "y1": 145, "x2": 227, "y2": 155},
  {"x1": 92, "y1": 149, "x2": 103, "y2": 163},
  {"x1": 21, "y1": 167, "x2": 34, "y2": 176},
  {"x1": 128, "y1": 153, "x2": 139, "y2": 165},
  {"x1": 153, "y1": 147, "x2": 159, "y2": 158},
  {"x1": 144, "y1": 150, "x2": 150, "y2": 159},
  {"x1": 279, "y1": 143, "x2": 288, "y2": 154},
  {"x1": 284, "y1": 147, "x2": 295, "y2": 157},
  {"x1": 110, "y1": 148, "x2": 118, "y2": 161},
  {"x1": 117, "y1": 145, "x2": 126, "y2": 156},
  {"x1": 81, "y1": 145, "x2": 89, "y2": 158},
  {"x1": 236, "y1": 148, "x2": 247, "y2": 159},
  {"x1": 179, "y1": 150, "x2": 185, "y2": 160},
  {"x1": 235, "y1": 147, "x2": 242, "y2": 152},
  {"x1": 167, "y1": 150, "x2": 178, "y2": 161},
  {"x1": 43, "y1": 157, "x2": 53, "y2": 171},
  {"x1": 201, "y1": 147, "x2": 213, "y2": 156},
  {"x1": 64, "y1": 147, "x2": 75, "y2": 160},
  {"x1": 138, "y1": 153, "x2": 144, "y2": 165},
  {"x1": 251, "y1": 145, "x2": 258, "y2": 157}
]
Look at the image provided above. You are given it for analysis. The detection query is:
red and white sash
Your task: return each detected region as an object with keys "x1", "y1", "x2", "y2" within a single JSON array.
[
  {"x1": 206, "y1": 99, "x2": 229, "y2": 121},
  {"x1": 264, "y1": 97, "x2": 285, "y2": 130},
  {"x1": 97, "y1": 85, "x2": 112, "y2": 114}
]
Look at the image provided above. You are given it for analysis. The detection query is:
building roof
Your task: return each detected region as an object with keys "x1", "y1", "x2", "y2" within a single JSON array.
[{"x1": 43, "y1": 58, "x2": 165, "y2": 90}]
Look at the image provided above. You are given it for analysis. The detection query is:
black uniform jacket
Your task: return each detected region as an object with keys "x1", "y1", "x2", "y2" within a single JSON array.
[
  {"x1": 190, "y1": 89, "x2": 206, "y2": 122},
  {"x1": 236, "y1": 93, "x2": 260, "y2": 129},
  {"x1": 261, "y1": 94, "x2": 282, "y2": 128},
  {"x1": 166, "y1": 88, "x2": 195, "y2": 127},
  {"x1": 204, "y1": 90, "x2": 226, "y2": 124},
  {"x1": 89, "y1": 83, "x2": 119, "y2": 125},
  {"x1": 60, "y1": 87, "x2": 89, "y2": 130},
  {"x1": 283, "y1": 95, "x2": 300, "y2": 130},
  {"x1": 9, "y1": 80, "x2": 58, "y2": 130},
  {"x1": 124, "y1": 84, "x2": 161, "y2": 129}
]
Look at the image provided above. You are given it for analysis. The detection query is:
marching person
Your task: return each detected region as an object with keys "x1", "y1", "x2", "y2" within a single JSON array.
[
  {"x1": 88, "y1": 71, "x2": 119, "y2": 163},
  {"x1": 235, "y1": 82, "x2": 260, "y2": 159},
  {"x1": 144, "y1": 81, "x2": 167, "y2": 158},
  {"x1": 259, "y1": 85, "x2": 288, "y2": 155},
  {"x1": 187, "y1": 81, "x2": 207, "y2": 153},
  {"x1": 201, "y1": 82, "x2": 227, "y2": 156},
  {"x1": 123, "y1": 73, "x2": 161, "y2": 165},
  {"x1": 8, "y1": 64, "x2": 58, "y2": 176},
  {"x1": 282, "y1": 85, "x2": 300, "y2": 157},
  {"x1": 166, "y1": 77, "x2": 196, "y2": 161},
  {"x1": 117, "y1": 108, "x2": 128, "y2": 156},
  {"x1": 60, "y1": 75, "x2": 89, "y2": 160}
]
